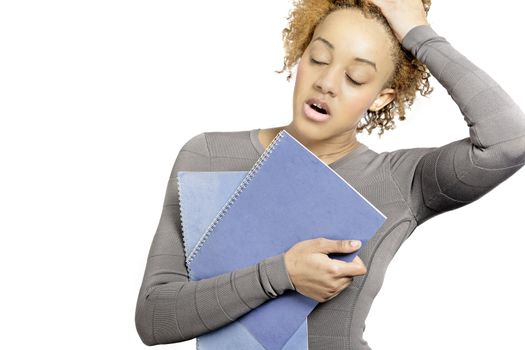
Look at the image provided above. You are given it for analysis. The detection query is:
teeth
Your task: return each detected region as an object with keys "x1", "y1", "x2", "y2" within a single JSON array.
[{"x1": 311, "y1": 102, "x2": 327, "y2": 114}]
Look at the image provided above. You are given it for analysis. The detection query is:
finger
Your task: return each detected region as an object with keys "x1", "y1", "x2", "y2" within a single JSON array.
[
  {"x1": 315, "y1": 238, "x2": 361, "y2": 254},
  {"x1": 351, "y1": 256, "x2": 368, "y2": 272},
  {"x1": 352, "y1": 255, "x2": 364, "y2": 265},
  {"x1": 324, "y1": 277, "x2": 353, "y2": 302},
  {"x1": 329, "y1": 259, "x2": 367, "y2": 278}
]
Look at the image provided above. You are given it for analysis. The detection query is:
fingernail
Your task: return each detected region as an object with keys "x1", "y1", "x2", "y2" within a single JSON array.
[{"x1": 351, "y1": 240, "x2": 361, "y2": 247}]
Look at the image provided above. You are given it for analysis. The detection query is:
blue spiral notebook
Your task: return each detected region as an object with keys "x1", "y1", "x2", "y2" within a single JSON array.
[
  {"x1": 178, "y1": 130, "x2": 387, "y2": 350},
  {"x1": 178, "y1": 170, "x2": 308, "y2": 350}
]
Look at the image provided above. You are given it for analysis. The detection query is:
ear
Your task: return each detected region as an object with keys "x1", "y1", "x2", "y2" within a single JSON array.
[{"x1": 368, "y1": 88, "x2": 396, "y2": 111}]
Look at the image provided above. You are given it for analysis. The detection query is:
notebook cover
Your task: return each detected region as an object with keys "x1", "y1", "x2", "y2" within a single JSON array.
[
  {"x1": 178, "y1": 170, "x2": 308, "y2": 350},
  {"x1": 181, "y1": 130, "x2": 387, "y2": 350}
]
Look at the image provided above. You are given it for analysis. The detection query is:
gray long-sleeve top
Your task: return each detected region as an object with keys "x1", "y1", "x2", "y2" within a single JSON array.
[{"x1": 135, "y1": 24, "x2": 525, "y2": 349}]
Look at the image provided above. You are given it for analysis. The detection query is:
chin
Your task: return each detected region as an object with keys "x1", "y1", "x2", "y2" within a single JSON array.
[{"x1": 290, "y1": 119, "x2": 328, "y2": 142}]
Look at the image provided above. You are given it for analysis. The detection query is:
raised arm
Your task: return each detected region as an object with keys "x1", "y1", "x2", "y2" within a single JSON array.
[
  {"x1": 389, "y1": 24, "x2": 525, "y2": 224},
  {"x1": 134, "y1": 133, "x2": 296, "y2": 345}
]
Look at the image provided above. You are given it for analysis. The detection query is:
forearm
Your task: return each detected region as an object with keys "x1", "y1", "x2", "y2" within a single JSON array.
[
  {"x1": 135, "y1": 246, "x2": 293, "y2": 345},
  {"x1": 135, "y1": 133, "x2": 295, "y2": 345}
]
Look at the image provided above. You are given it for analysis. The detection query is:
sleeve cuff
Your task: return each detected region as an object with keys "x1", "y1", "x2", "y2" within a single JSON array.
[
  {"x1": 258, "y1": 253, "x2": 296, "y2": 298},
  {"x1": 401, "y1": 24, "x2": 442, "y2": 60}
]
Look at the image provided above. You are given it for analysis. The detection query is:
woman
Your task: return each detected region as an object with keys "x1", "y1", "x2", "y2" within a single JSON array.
[{"x1": 135, "y1": 0, "x2": 525, "y2": 348}]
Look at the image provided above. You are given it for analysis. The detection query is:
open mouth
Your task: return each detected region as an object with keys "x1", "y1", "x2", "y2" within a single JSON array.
[
  {"x1": 305, "y1": 98, "x2": 331, "y2": 116},
  {"x1": 310, "y1": 103, "x2": 328, "y2": 115},
  {"x1": 304, "y1": 102, "x2": 331, "y2": 122}
]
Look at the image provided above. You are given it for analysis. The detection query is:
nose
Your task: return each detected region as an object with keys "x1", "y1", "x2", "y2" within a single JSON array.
[{"x1": 314, "y1": 67, "x2": 338, "y2": 97}]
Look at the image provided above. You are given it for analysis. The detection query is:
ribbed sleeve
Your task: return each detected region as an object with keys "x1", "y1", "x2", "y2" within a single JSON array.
[
  {"x1": 389, "y1": 24, "x2": 525, "y2": 224},
  {"x1": 134, "y1": 133, "x2": 296, "y2": 345}
]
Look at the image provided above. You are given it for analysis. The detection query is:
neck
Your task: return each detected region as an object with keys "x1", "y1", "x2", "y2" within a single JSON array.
[{"x1": 266, "y1": 124, "x2": 362, "y2": 165}]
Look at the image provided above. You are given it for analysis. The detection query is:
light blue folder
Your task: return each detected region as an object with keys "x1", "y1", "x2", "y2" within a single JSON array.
[{"x1": 178, "y1": 130, "x2": 387, "y2": 350}]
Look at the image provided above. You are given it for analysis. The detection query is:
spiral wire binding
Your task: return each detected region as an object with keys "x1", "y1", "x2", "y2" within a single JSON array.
[
  {"x1": 186, "y1": 130, "x2": 287, "y2": 279},
  {"x1": 176, "y1": 173, "x2": 192, "y2": 266}
]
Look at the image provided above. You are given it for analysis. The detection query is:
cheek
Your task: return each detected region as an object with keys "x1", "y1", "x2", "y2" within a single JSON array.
[
  {"x1": 342, "y1": 93, "x2": 373, "y2": 115},
  {"x1": 298, "y1": 56, "x2": 306, "y2": 73},
  {"x1": 293, "y1": 59, "x2": 308, "y2": 103},
  {"x1": 296, "y1": 59, "x2": 306, "y2": 85}
]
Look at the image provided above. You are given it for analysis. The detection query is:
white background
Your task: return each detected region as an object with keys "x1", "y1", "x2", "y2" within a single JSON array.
[{"x1": 1, "y1": 1, "x2": 524, "y2": 349}]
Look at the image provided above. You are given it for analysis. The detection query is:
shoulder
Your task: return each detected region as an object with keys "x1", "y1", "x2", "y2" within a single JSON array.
[
  {"x1": 338, "y1": 145, "x2": 436, "y2": 177},
  {"x1": 176, "y1": 128, "x2": 259, "y2": 165},
  {"x1": 179, "y1": 132, "x2": 209, "y2": 157},
  {"x1": 198, "y1": 128, "x2": 259, "y2": 159},
  {"x1": 387, "y1": 146, "x2": 439, "y2": 172}
]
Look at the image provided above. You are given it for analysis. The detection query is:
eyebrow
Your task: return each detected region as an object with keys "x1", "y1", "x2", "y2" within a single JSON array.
[{"x1": 312, "y1": 36, "x2": 377, "y2": 72}]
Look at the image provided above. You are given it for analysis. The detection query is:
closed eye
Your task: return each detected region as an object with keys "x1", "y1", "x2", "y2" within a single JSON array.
[
  {"x1": 310, "y1": 58, "x2": 326, "y2": 65},
  {"x1": 346, "y1": 74, "x2": 364, "y2": 86},
  {"x1": 309, "y1": 58, "x2": 364, "y2": 86}
]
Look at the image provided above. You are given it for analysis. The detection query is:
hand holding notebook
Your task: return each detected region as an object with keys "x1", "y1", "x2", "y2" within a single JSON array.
[
  {"x1": 283, "y1": 236, "x2": 368, "y2": 302},
  {"x1": 178, "y1": 130, "x2": 387, "y2": 350}
]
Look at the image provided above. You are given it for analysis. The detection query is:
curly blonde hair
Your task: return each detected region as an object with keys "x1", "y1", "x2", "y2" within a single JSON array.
[{"x1": 275, "y1": 0, "x2": 434, "y2": 137}]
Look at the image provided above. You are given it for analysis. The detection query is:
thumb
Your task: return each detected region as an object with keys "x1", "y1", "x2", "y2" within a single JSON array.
[{"x1": 315, "y1": 238, "x2": 361, "y2": 255}]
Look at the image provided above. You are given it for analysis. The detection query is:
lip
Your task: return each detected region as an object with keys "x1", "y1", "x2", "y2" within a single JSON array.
[
  {"x1": 305, "y1": 97, "x2": 331, "y2": 116},
  {"x1": 303, "y1": 102, "x2": 331, "y2": 122}
]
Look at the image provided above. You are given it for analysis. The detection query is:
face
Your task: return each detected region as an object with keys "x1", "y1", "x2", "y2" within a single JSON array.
[{"x1": 291, "y1": 8, "x2": 397, "y2": 142}]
